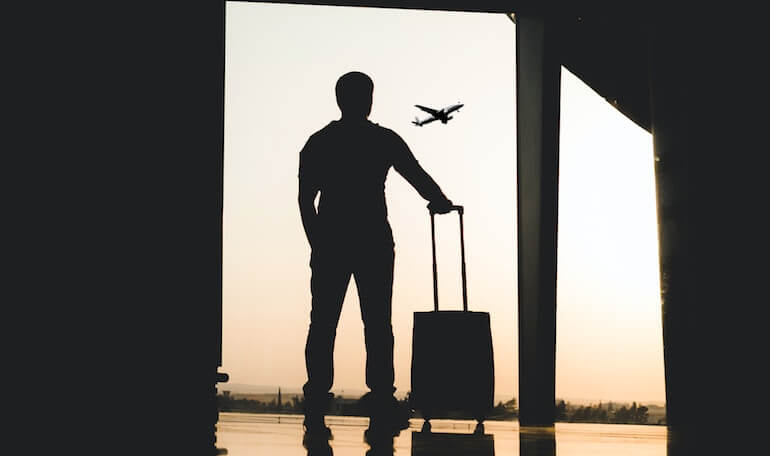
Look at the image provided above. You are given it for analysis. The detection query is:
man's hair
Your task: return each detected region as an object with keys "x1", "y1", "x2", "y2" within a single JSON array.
[{"x1": 335, "y1": 71, "x2": 373, "y2": 118}]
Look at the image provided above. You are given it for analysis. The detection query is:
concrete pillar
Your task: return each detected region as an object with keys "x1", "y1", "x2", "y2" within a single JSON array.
[
  {"x1": 515, "y1": 14, "x2": 561, "y2": 427},
  {"x1": 651, "y1": 15, "x2": 763, "y2": 451},
  {"x1": 649, "y1": 23, "x2": 694, "y2": 431}
]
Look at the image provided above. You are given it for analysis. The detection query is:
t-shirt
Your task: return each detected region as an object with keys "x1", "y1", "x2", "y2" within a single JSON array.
[{"x1": 299, "y1": 119, "x2": 446, "y2": 242}]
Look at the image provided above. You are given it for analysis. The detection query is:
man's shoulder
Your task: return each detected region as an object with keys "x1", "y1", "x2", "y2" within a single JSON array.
[
  {"x1": 367, "y1": 120, "x2": 393, "y2": 133},
  {"x1": 307, "y1": 121, "x2": 338, "y2": 141},
  {"x1": 368, "y1": 121, "x2": 404, "y2": 143}
]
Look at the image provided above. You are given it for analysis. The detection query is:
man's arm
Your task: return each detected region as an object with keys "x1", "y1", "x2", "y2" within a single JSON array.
[
  {"x1": 391, "y1": 133, "x2": 453, "y2": 213},
  {"x1": 298, "y1": 138, "x2": 320, "y2": 248},
  {"x1": 298, "y1": 181, "x2": 319, "y2": 248}
]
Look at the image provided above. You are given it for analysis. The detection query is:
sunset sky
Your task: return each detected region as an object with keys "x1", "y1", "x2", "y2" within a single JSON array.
[{"x1": 222, "y1": 2, "x2": 664, "y2": 404}]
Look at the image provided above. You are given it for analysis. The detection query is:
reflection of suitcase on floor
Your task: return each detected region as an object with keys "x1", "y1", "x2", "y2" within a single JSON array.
[
  {"x1": 411, "y1": 430, "x2": 495, "y2": 456},
  {"x1": 410, "y1": 206, "x2": 494, "y2": 424}
]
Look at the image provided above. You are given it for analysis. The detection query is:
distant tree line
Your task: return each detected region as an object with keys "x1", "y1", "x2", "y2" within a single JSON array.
[
  {"x1": 555, "y1": 400, "x2": 651, "y2": 424},
  {"x1": 217, "y1": 391, "x2": 517, "y2": 419},
  {"x1": 217, "y1": 392, "x2": 656, "y2": 425},
  {"x1": 217, "y1": 391, "x2": 306, "y2": 414},
  {"x1": 410, "y1": 397, "x2": 518, "y2": 421}
]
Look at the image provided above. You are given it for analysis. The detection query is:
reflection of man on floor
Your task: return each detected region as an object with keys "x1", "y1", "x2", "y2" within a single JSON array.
[{"x1": 298, "y1": 71, "x2": 453, "y2": 436}]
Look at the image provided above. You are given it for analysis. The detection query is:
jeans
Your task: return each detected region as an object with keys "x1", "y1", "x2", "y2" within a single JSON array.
[{"x1": 303, "y1": 236, "x2": 396, "y2": 414}]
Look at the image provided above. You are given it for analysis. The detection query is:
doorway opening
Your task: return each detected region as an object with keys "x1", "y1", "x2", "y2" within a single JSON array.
[{"x1": 219, "y1": 0, "x2": 665, "y2": 431}]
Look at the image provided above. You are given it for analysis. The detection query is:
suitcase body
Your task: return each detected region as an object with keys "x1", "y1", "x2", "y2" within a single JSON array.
[
  {"x1": 411, "y1": 310, "x2": 494, "y2": 421},
  {"x1": 410, "y1": 206, "x2": 495, "y2": 423}
]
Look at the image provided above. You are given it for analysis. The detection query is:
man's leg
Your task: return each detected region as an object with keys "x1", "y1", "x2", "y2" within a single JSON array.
[
  {"x1": 303, "y1": 249, "x2": 351, "y2": 431},
  {"x1": 354, "y1": 244, "x2": 407, "y2": 430},
  {"x1": 354, "y1": 244, "x2": 395, "y2": 397}
]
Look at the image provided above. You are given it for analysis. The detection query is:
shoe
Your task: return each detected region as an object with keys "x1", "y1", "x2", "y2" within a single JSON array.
[
  {"x1": 359, "y1": 392, "x2": 412, "y2": 429},
  {"x1": 302, "y1": 391, "x2": 333, "y2": 439},
  {"x1": 303, "y1": 415, "x2": 332, "y2": 440},
  {"x1": 364, "y1": 420, "x2": 398, "y2": 446},
  {"x1": 303, "y1": 430, "x2": 333, "y2": 454},
  {"x1": 381, "y1": 397, "x2": 411, "y2": 431}
]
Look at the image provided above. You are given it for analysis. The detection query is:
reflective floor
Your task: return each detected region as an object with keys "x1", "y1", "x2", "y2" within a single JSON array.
[{"x1": 216, "y1": 413, "x2": 670, "y2": 456}]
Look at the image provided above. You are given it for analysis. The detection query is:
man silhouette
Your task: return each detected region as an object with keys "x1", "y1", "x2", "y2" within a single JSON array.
[{"x1": 298, "y1": 71, "x2": 453, "y2": 435}]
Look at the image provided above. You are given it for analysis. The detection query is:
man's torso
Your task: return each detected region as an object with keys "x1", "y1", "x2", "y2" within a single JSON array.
[{"x1": 300, "y1": 120, "x2": 404, "y2": 245}]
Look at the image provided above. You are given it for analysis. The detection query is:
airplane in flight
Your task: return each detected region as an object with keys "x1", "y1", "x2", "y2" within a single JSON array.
[{"x1": 412, "y1": 102, "x2": 464, "y2": 126}]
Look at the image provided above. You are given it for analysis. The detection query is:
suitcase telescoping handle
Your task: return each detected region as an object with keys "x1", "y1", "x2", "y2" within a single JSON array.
[{"x1": 430, "y1": 205, "x2": 468, "y2": 312}]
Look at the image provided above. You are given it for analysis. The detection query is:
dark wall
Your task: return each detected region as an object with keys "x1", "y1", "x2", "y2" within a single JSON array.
[
  {"x1": 105, "y1": 2, "x2": 226, "y2": 451},
  {"x1": 17, "y1": 2, "x2": 226, "y2": 452}
]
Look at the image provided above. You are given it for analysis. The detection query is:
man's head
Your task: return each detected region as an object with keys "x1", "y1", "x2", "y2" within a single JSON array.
[{"x1": 335, "y1": 71, "x2": 373, "y2": 119}]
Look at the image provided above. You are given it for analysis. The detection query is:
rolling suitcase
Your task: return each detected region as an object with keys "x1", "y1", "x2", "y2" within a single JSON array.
[{"x1": 410, "y1": 205, "x2": 494, "y2": 424}]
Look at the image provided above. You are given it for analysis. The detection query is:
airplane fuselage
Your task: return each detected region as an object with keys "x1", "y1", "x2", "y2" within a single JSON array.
[
  {"x1": 437, "y1": 103, "x2": 463, "y2": 122},
  {"x1": 413, "y1": 102, "x2": 464, "y2": 126}
]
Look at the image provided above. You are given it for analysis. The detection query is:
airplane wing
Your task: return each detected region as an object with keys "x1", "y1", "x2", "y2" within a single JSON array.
[{"x1": 415, "y1": 105, "x2": 440, "y2": 116}]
